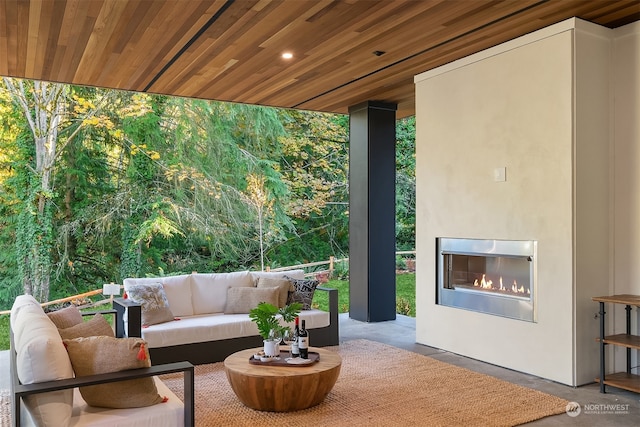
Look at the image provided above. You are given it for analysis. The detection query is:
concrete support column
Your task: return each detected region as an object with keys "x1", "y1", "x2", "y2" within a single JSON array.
[{"x1": 348, "y1": 101, "x2": 397, "y2": 322}]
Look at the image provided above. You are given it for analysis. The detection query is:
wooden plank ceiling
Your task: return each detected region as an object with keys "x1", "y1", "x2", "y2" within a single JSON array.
[{"x1": 1, "y1": 0, "x2": 638, "y2": 118}]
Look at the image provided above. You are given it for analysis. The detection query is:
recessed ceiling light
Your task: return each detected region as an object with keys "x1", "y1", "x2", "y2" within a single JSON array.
[{"x1": 282, "y1": 52, "x2": 293, "y2": 59}]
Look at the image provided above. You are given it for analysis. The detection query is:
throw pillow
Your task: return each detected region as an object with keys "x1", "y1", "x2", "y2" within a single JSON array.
[
  {"x1": 124, "y1": 283, "x2": 175, "y2": 326},
  {"x1": 47, "y1": 305, "x2": 84, "y2": 329},
  {"x1": 224, "y1": 286, "x2": 280, "y2": 314},
  {"x1": 256, "y1": 276, "x2": 293, "y2": 307},
  {"x1": 64, "y1": 336, "x2": 164, "y2": 408},
  {"x1": 58, "y1": 313, "x2": 115, "y2": 340},
  {"x1": 286, "y1": 277, "x2": 320, "y2": 310}
]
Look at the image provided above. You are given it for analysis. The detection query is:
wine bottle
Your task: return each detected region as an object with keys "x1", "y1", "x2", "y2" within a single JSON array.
[
  {"x1": 299, "y1": 319, "x2": 309, "y2": 359},
  {"x1": 291, "y1": 317, "x2": 300, "y2": 358}
]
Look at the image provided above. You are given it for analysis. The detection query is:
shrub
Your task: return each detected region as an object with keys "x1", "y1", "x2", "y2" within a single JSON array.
[{"x1": 396, "y1": 297, "x2": 413, "y2": 316}]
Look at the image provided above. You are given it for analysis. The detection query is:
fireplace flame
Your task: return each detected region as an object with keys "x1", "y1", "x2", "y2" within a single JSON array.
[
  {"x1": 473, "y1": 274, "x2": 493, "y2": 289},
  {"x1": 472, "y1": 275, "x2": 529, "y2": 295}
]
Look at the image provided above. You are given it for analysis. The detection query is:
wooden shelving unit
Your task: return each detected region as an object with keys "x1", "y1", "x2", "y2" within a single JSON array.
[{"x1": 592, "y1": 294, "x2": 640, "y2": 394}]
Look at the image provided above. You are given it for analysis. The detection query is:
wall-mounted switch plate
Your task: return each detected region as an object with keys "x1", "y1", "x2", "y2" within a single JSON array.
[{"x1": 494, "y1": 167, "x2": 506, "y2": 182}]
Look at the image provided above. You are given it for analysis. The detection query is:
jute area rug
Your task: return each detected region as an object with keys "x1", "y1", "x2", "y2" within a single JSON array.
[{"x1": 160, "y1": 339, "x2": 569, "y2": 427}]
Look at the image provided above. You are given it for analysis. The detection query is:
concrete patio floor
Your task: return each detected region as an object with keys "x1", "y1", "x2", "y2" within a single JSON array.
[{"x1": 2, "y1": 313, "x2": 638, "y2": 426}]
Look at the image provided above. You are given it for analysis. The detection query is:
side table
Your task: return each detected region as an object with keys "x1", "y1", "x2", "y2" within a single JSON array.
[{"x1": 592, "y1": 294, "x2": 640, "y2": 394}]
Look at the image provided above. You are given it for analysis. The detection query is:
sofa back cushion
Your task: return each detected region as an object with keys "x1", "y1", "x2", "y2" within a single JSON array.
[
  {"x1": 124, "y1": 275, "x2": 193, "y2": 317},
  {"x1": 250, "y1": 269, "x2": 305, "y2": 284},
  {"x1": 191, "y1": 271, "x2": 253, "y2": 314},
  {"x1": 154, "y1": 274, "x2": 194, "y2": 317},
  {"x1": 11, "y1": 295, "x2": 74, "y2": 427}
]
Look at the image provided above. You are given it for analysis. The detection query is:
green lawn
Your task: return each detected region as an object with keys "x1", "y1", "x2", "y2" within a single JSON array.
[
  {"x1": 0, "y1": 315, "x2": 8, "y2": 350},
  {"x1": 0, "y1": 273, "x2": 416, "y2": 351},
  {"x1": 313, "y1": 273, "x2": 415, "y2": 316}
]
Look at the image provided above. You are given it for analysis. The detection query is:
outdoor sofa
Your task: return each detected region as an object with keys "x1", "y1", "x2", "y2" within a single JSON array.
[
  {"x1": 9, "y1": 294, "x2": 194, "y2": 427},
  {"x1": 115, "y1": 269, "x2": 339, "y2": 365}
]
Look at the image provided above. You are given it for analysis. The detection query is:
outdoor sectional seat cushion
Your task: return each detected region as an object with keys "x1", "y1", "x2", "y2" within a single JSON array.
[
  {"x1": 19, "y1": 378, "x2": 184, "y2": 427},
  {"x1": 139, "y1": 309, "x2": 330, "y2": 349}
]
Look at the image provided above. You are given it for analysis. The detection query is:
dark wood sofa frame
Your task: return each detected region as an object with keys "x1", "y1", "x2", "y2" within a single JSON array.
[
  {"x1": 10, "y1": 309, "x2": 195, "y2": 427},
  {"x1": 114, "y1": 286, "x2": 340, "y2": 365}
]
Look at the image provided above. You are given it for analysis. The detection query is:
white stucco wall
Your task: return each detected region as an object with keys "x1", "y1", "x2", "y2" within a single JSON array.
[
  {"x1": 413, "y1": 18, "x2": 629, "y2": 386},
  {"x1": 611, "y1": 21, "x2": 640, "y2": 369}
]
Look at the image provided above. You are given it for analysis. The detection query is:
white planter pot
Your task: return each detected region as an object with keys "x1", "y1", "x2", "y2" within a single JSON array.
[{"x1": 263, "y1": 339, "x2": 280, "y2": 357}]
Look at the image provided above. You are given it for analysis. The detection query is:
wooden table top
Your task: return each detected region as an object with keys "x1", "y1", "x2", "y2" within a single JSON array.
[
  {"x1": 592, "y1": 294, "x2": 640, "y2": 306},
  {"x1": 224, "y1": 347, "x2": 342, "y2": 377}
]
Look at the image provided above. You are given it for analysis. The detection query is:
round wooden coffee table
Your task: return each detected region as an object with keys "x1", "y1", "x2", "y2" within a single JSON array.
[{"x1": 224, "y1": 346, "x2": 341, "y2": 412}]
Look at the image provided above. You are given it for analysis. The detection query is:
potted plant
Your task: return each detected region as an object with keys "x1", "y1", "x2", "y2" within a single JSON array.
[{"x1": 249, "y1": 302, "x2": 302, "y2": 340}]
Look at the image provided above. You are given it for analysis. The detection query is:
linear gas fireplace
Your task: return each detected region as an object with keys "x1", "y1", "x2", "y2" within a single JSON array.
[{"x1": 437, "y1": 238, "x2": 537, "y2": 322}]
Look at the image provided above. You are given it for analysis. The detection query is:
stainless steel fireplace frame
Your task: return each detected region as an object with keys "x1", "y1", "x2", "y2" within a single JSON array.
[{"x1": 436, "y1": 238, "x2": 538, "y2": 322}]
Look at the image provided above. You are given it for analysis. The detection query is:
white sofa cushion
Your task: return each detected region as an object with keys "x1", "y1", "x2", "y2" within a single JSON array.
[
  {"x1": 124, "y1": 275, "x2": 193, "y2": 317},
  {"x1": 191, "y1": 271, "x2": 253, "y2": 314},
  {"x1": 249, "y1": 269, "x2": 305, "y2": 284},
  {"x1": 20, "y1": 378, "x2": 184, "y2": 427},
  {"x1": 140, "y1": 309, "x2": 330, "y2": 348},
  {"x1": 10, "y1": 297, "x2": 44, "y2": 349},
  {"x1": 11, "y1": 295, "x2": 74, "y2": 427},
  {"x1": 155, "y1": 275, "x2": 193, "y2": 317}
]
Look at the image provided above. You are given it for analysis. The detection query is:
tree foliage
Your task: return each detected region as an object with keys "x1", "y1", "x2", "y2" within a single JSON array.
[
  {"x1": 396, "y1": 117, "x2": 416, "y2": 251},
  {"x1": 0, "y1": 92, "x2": 24, "y2": 305},
  {"x1": 2, "y1": 79, "x2": 114, "y2": 301},
  {"x1": 0, "y1": 79, "x2": 416, "y2": 310},
  {"x1": 267, "y1": 110, "x2": 350, "y2": 266}
]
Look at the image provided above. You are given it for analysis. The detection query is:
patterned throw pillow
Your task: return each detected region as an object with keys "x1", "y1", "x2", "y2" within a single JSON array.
[
  {"x1": 285, "y1": 277, "x2": 320, "y2": 310},
  {"x1": 124, "y1": 283, "x2": 175, "y2": 326},
  {"x1": 64, "y1": 336, "x2": 165, "y2": 408},
  {"x1": 58, "y1": 313, "x2": 115, "y2": 340}
]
